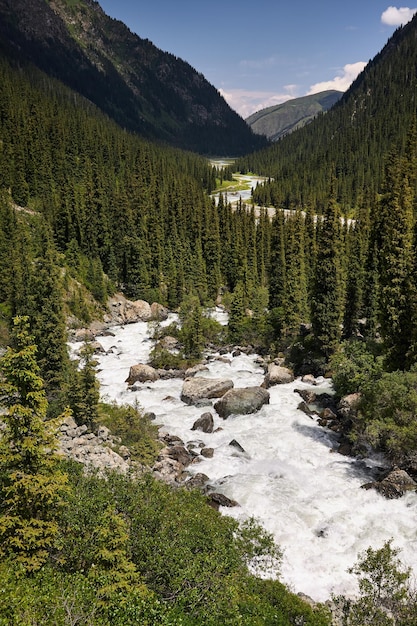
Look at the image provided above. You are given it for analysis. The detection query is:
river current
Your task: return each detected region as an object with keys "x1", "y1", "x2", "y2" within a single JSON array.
[{"x1": 89, "y1": 312, "x2": 417, "y2": 602}]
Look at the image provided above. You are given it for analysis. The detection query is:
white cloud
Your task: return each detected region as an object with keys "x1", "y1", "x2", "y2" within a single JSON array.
[
  {"x1": 307, "y1": 62, "x2": 366, "y2": 95},
  {"x1": 219, "y1": 87, "x2": 298, "y2": 119},
  {"x1": 381, "y1": 6, "x2": 417, "y2": 25}
]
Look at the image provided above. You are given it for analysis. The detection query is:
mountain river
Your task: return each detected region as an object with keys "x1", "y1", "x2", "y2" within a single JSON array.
[{"x1": 87, "y1": 311, "x2": 417, "y2": 603}]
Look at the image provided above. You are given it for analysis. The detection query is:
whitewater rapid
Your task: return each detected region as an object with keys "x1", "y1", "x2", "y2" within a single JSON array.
[{"x1": 86, "y1": 314, "x2": 417, "y2": 602}]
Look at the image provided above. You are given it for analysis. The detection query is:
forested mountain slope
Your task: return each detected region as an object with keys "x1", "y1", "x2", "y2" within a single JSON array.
[
  {"x1": 238, "y1": 15, "x2": 417, "y2": 213},
  {"x1": 246, "y1": 90, "x2": 342, "y2": 141},
  {"x1": 0, "y1": 0, "x2": 266, "y2": 156},
  {"x1": 0, "y1": 50, "x2": 272, "y2": 375}
]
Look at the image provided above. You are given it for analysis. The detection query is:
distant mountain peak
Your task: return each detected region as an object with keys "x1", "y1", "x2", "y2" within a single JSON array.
[{"x1": 246, "y1": 90, "x2": 342, "y2": 141}]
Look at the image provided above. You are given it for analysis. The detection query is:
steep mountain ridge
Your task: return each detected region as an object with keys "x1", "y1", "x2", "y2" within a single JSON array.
[
  {"x1": 0, "y1": 0, "x2": 266, "y2": 156},
  {"x1": 238, "y1": 16, "x2": 417, "y2": 212},
  {"x1": 246, "y1": 90, "x2": 342, "y2": 141}
]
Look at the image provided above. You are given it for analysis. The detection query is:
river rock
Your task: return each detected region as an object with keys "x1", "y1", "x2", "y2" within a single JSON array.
[
  {"x1": 337, "y1": 393, "x2": 362, "y2": 419},
  {"x1": 185, "y1": 363, "x2": 209, "y2": 377},
  {"x1": 157, "y1": 369, "x2": 185, "y2": 379},
  {"x1": 191, "y1": 412, "x2": 214, "y2": 433},
  {"x1": 295, "y1": 388, "x2": 317, "y2": 404},
  {"x1": 150, "y1": 301, "x2": 169, "y2": 321},
  {"x1": 152, "y1": 457, "x2": 183, "y2": 484},
  {"x1": 201, "y1": 447, "x2": 214, "y2": 458},
  {"x1": 301, "y1": 374, "x2": 317, "y2": 385},
  {"x1": 208, "y1": 492, "x2": 239, "y2": 510},
  {"x1": 229, "y1": 439, "x2": 248, "y2": 456},
  {"x1": 214, "y1": 386, "x2": 270, "y2": 418},
  {"x1": 264, "y1": 364, "x2": 294, "y2": 387},
  {"x1": 184, "y1": 473, "x2": 210, "y2": 490},
  {"x1": 180, "y1": 377, "x2": 234, "y2": 405},
  {"x1": 362, "y1": 468, "x2": 417, "y2": 499},
  {"x1": 297, "y1": 401, "x2": 316, "y2": 418},
  {"x1": 158, "y1": 335, "x2": 180, "y2": 351},
  {"x1": 161, "y1": 433, "x2": 184, "y2": 446},
  {"x1": 58, "y1": 416, "x2": 130, "y2": 473},
  {"x1": 106, "y1": 294, "x2": 153, "y2": 324},
  {"x1": 126, "y1": 363, "x2": 160, "y2": 384},
  {"x1": 163, "y1": 445, "x2": 193, "y2": 467},
  {"x1": 90, "y1": 340, "x2": 105, "y2": 354},
  {"x1": 72, "y1": 328, "x2": 95, "y2": 342}
]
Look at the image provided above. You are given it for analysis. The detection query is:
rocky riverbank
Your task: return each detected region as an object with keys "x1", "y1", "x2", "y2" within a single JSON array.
[{"x1": 67, "y1": 295, "x2": 417, "y2": 501}]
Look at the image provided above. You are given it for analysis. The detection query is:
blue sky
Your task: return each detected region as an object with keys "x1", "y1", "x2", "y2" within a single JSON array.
[{"x1": 99, "y1": 1, "x2": 417, "y2": 118}]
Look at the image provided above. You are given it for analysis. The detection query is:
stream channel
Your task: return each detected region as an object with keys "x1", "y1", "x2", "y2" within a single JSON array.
[{"x1": 90, "y1": 310, "x2": 417, "y2": 603}]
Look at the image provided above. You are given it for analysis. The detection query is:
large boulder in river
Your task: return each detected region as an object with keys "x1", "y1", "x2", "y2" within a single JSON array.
[
  {"x1": 214, "y1": 386, "x2": 270, "y2": 419},
  {"x1": 126, "y1": 363, "x2": 159, "y2": 384},
  {"x1": 263, "y1": 364, "x2": 294, "y2": 387},
  {"x1": 181, "y1": 377, "x2": 233, "y2": 406},
  {"x1": 191, "y1": 412, "x2": 214, "y2": 433}
]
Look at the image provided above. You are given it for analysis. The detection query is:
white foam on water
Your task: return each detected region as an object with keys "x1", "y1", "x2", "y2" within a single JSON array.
[{"x1": 71, "y1": 315, "x2": 417, "y2": 602}]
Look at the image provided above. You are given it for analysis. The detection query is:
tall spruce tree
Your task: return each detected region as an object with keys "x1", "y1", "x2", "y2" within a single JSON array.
[
  {"x1": 269, "y1": 211, "x2": 287, "y2": 310},
  {"x1": 311, "y1": 181, "x2": 344, "y2": 357},
  {"x1": 378, "y1": 151, "x2": 415, "y2": 369},
  {"x1": 282, "y1": 211, "x2": 309, "y2": 336},
  {"x1": 0, "y1": 316, "x2": 69, "y2": 571},
  {"x1": 25, "y1": 225, "x2": 69, "y2": 406}
]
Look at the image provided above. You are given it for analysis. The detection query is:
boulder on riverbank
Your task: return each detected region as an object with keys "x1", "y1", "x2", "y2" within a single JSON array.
[
  {"x1": 106, "y1": 294, "x2": 152, "y2": 324},
  {"x1": 362, "y1": 468, "x2": 417, "y2": 499},
  {"x1": 105, "y1": 294, "x2": 169, "y2": 325},
  {"x1": 69, "y1": 295, "x2": 169, "y2": 342},
  {"x1": 181, "y1": 377, "x2": 234, "y2": 406},
  {"x1": 214, "y1": 386, "x2": 270, "y2": 419},
  {"x1": 207, "y1": 492, "x2": 239, "y2": 510},
  {"x1": 126, "y1": 363, "x2": 160, "y2": 384},
  {"x1": 264, "y1": 364, "x2": 294, "y2": 387}
]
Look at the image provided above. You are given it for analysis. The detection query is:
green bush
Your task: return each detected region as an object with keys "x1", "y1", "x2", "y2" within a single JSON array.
[
  {"x1": 330, "y1": 340, "x2": 383, "y2": 397},
  {"x1": 0, "y1": 563, "x2": 105, "y2": 626},
  {"x1": 98, "y1": 401, "x2": 162, "y2": 466},
  {"x1": 333, "y1": 540, "x2": 417, "y2": 625},
  {"x1": 239, "y1": 577, "x2": 331, "y2": 625},
  {"x1": 148, "y1": 344, "x2": 189, "y2": 370},
  {"x1": 0, "y1": 459, "x2": 332, "y2": 625},
  {"x1": 357, "y1": 368, "x2": 417, "y2": 459}
]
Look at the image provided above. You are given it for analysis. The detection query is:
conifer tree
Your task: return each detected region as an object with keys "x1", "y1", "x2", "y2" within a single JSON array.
[
  {"x1": 268, "y1": 211, "x2": 286, "y2": 310},
  {"x1": 378, "y1": 151, "x2": 415, "y2": 369},
  {"x1": 343, "y1": 220, "x2": 367, "y2": 339},
  {"x1": 311, "y1": 181, "x2": 344, "y2": 357},
  {"x1": 179, "y1": 296, "x2": 204, "y2": 361},
  {"x1": 0, "y1": 316, "x2": 69, "y2": 571},
  {"x1": 228, "y1": 281, "x2": 246, "y2": 344},
  {"x1": 88, "y1": 506, "x2": 141, "y2": 605},
  {"x1": 23, "y1": 225, "x2": 69, "y2": 405},
  {"x1": 282, "y1": 211, "x2": 309, "y2": 336},
  {"x1": 67, "y1": 342, "x2": 100, "y2": 429}
]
